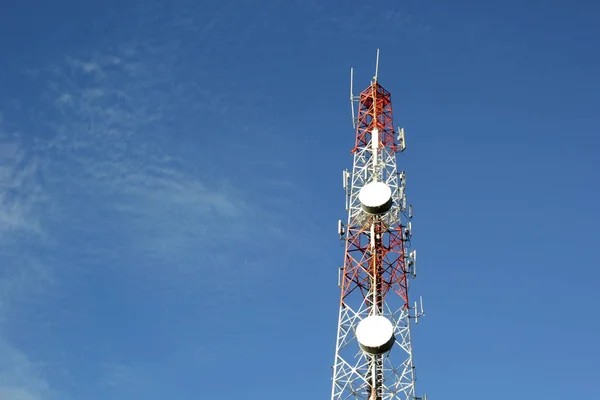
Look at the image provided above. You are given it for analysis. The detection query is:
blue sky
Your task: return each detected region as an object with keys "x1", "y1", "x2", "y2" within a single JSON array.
[{"x1": 0, "y1": 0, "x2": 599, "y2": 399}]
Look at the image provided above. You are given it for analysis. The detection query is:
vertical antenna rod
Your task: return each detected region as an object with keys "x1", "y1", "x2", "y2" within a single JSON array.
[
  {"x1": 330, "y1": 52, "x2": 427, "y2": 400},
  {"x1": 374, "y1": 48, "x2": 380, "y2": 82},
  {"x1": 350, "y1": 68, "x2": 357, "y2": 128}
]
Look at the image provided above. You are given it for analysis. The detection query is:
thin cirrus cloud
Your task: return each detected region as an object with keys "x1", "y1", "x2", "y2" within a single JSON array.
[
  {"x1": 35, "y1": 47, "x2": 279, "y2": 282},
  {"x1": 0, "y1": 39, "x2": 292, "y2": 398},
  {"x1": 0, "y1": 319, "x2": 55, "y2": 400},
  {"x1": 0, "y1": 129, "x2": 54, "y2": 400}
]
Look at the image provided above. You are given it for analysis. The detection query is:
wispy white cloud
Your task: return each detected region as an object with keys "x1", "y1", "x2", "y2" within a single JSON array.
[
  {"x1": 5, "y1": 33, "x2": 293, "y2": 397},
  {"x1": 0, "y1": 336, "x2": 52, "y2": 400},
  {"x1": 0, "y1": 70, "x2": 268, "y2": 399},
  {"x1": 1, "y1": 3, "x2": 304, "y2": 397},
  {"x1": 0, "y1": 130, "x2": 57, "y2": 399},
  {"x1": 35, "y1": 48, "x2": 277, "y2": 287},
  {"x1": 0, "y1": 139, "x2": 43, "y2": 238}
]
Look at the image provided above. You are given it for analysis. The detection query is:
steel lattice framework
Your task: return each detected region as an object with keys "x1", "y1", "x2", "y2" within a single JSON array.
[{"x1": 331, "y1": 61, "x2": 425, "y2": 400}]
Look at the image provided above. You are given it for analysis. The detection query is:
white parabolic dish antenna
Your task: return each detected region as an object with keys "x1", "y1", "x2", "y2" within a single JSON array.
[
  {"x1": 359, "y1": 181, "x2": 393, "y2": 215},
  {"x1": 356, "y1": 315, "x2": 395, "y2": 355}
]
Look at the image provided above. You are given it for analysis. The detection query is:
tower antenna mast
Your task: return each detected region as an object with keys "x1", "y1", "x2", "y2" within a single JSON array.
[
  {"x1": 332, "y1": 50, "x2": 427, "y2": 400},
  {"x1": 374, "y1": 48, "x2": 380, "y2": 82}
]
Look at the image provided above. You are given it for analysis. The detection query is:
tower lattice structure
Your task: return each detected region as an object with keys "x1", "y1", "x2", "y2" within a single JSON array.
[{"x1": 331, "y1": 55, "x2": 426, "y2": 400}]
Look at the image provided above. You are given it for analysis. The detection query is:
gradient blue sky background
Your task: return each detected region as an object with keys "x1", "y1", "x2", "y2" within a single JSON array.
[{"x1": 1, "y1": 1, "x2": 599, "y2": 399}]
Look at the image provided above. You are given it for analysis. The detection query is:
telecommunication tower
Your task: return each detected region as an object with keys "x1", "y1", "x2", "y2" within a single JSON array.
[{"x1": 331, "y1": 50, "x2": 427, "y2": 400}]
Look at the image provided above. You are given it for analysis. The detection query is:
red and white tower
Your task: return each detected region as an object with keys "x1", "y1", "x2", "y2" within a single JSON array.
[{"x1": 331, "y1": 51, "x2": 427, "y2": 400}]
